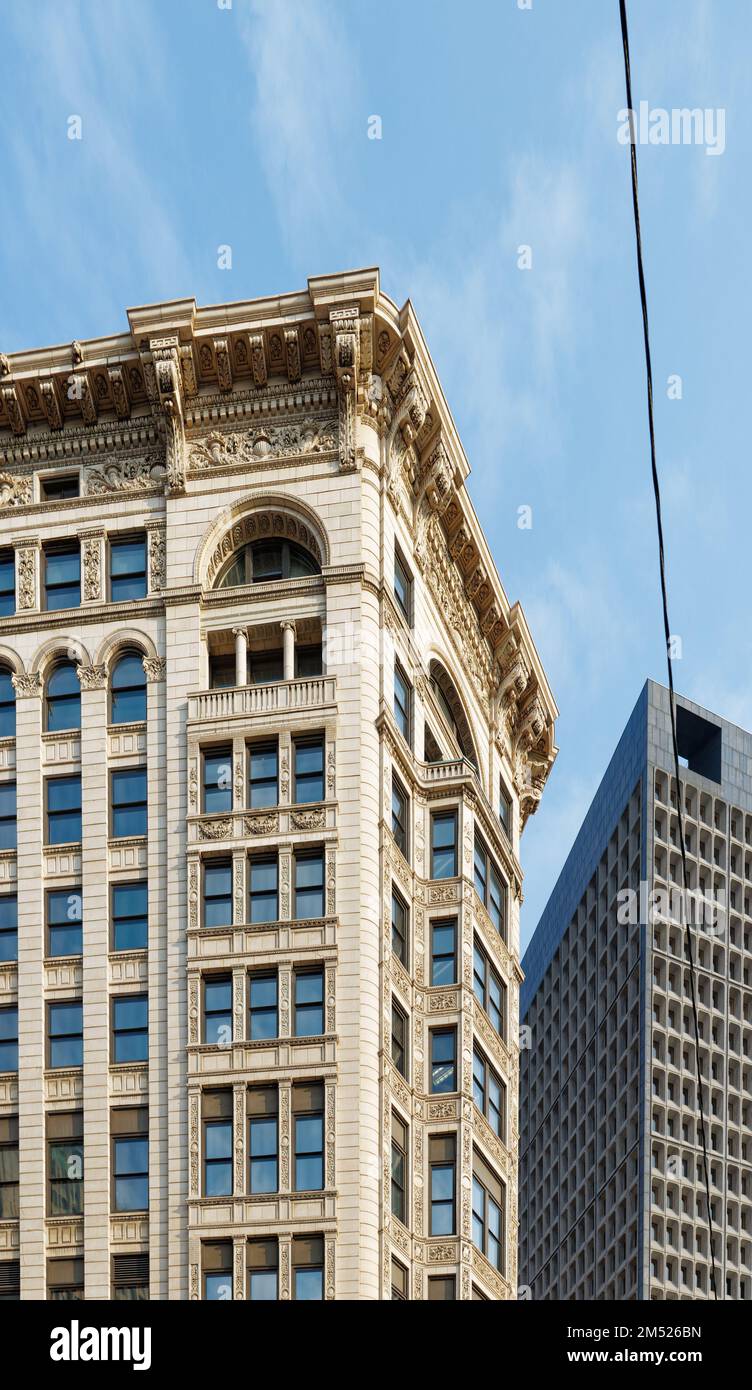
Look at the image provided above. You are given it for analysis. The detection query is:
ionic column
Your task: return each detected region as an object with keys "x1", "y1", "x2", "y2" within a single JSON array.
[
  {"x1": 233, "y1": 627, "x2": 247, "y2": 688},
  {"x1": 280, "y1": 621, "x2": 296, "y2": 682}
]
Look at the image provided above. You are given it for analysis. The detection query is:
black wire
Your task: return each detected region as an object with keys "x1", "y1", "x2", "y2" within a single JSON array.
[{"x1": 618, "y1": 0, "x2": 719, "y2": 1300}]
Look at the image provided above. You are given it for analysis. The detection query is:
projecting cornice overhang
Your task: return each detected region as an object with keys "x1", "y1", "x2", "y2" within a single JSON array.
[{"x1": 0, "y1": 267, "x2": 557, "y2": 820}]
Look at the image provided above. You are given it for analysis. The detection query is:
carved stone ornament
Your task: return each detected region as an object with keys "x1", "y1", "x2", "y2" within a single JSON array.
[
  {"x1": 198, "y1": 816, "x2": 233, "y2": 840},
  {"x1": 81, "y1": 537, "x2": 101, "y2": 602},
  {"x1": 76, "y1": 663, "x2": 107, "y2": 691},
  {"x1": 189, "y1": 419, "x2": 337, "y2": 471},
  {"x1": 16, "y1": 547, "x2": 36, "y2": 609},
  {"x1": 86, "y1": 456, "x2": 166, "y2": 495},
  {"x1": 0, "y1": 472, "x2": 32, "y2": 506},
  {"x1": 244, "y1": 813, "x2": 278, "y2": 836},
  {"x1": 290, "y1": 807, "x2": 325, "y2": 831},
  {"x1": 148, "y1": 526, "x2": 166, "y2": 592},
  {"x1": 142, "y1": 657, "x2": 166, "y2": 681},
  {"x1": 11, "y1": 670, "x2": 42, "y2": 698},
  {"x1": 205, "y1": 510, "x2": 322, "y2": 586}
]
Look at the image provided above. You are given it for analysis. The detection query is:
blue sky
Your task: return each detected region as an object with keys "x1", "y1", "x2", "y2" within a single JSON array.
[{"x1": 1, "y1": 0, "x2": 749, "y2": 948}]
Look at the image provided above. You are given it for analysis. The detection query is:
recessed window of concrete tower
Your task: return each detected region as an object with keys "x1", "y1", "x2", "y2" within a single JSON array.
[{"x1": 42, "y1": 475, "x2": 79, "y2": 501}]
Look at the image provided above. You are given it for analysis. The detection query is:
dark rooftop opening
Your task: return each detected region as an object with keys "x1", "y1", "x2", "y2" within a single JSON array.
[{"x1": 676, "y1": 706, "x2": 722, "y2": 784}]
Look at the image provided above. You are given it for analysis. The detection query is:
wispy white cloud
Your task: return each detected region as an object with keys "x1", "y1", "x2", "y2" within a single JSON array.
[{"x1": 240, "y1": 0, "x2": 361, "y2": 265}]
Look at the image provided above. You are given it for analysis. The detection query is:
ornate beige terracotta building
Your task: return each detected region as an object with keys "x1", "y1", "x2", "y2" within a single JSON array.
[{"x1": 0, "y1": 268, "x2": 557, "y2": 1300}]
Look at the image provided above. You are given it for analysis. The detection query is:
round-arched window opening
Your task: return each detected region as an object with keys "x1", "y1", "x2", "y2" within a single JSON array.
[
  {"x1": 46, "y1": 662, "x2": 81, "y2": 733},
  {"x1": 429, "y1": 661, "x2": 478, "y2": 769},
  {"x1": 217, "y1": 539, "x2": 320, "y2": 589},
  {"x1": 111, "y1": 651, "x2": 147, "y2": 725},
  {"x1": 0, "y1": 667, "x2": 15, "y2": 740}
]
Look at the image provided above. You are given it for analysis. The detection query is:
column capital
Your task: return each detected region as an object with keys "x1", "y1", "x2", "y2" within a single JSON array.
[
  {"x1": 231, "y1": 626, "x2": 248, "y2": 639},
  {"x1": 76, "y1": 662, "x2": 107, "y2": 691},
  {"x1": 279, "y1": 619, "x2": 297, "y2": 635},
  {"x1": 11, "y1": 670, "x2": 42, "y2": 698},
  {"x1": 142, "y1": 656, "x2": 166, "y2": 682}
]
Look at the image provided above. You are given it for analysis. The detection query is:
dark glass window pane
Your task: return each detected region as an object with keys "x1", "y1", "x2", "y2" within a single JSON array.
[
  {"x1": 249, "y1": 858, "x2": 278, "y2": 923},
  {"x1": 431, "y1": 1030, "x2": 456, "y2": 1093},
  {"x1": 294, "y1": 971, "x2": 324, "y2": 1036},
  {"x1": 111, "y1": 769, "x2": 147, "y2": 839},
  {"x1": 45, "y1": 548, "x2": 80, "y2": 610},
  {"x1": 294, "y1": 1267, "x2": 323, "y2": 1300},
  {"x1": 249, "y1": 1270, "x2": 277, "y2": 1300},
  {"x1": 0, "y1": 669, "x2": 15, "y2": 738},
  {"x1": 48, "y1": 1002, "x2": 83, "y2": 1068},
  {"x1": 0, "y1": 895, "x2": 18, "y2": 964},
  {"x1": 48, "y1": 888, "x2": 83, "y2": 957},
  {"x1": 111, "y1": 538, "x2": 147, "y2": 601},
  {"x1": 249, "y1": 1117, "x2": 278, "y2": 1193},
  {"x1": 294, "y1": 854, "x2": 324, "y2": 918},
  {"x1": 46, "y1": 664, "x2": 81, "y2": 732},
  {"x1": 112, "y1": 882, "x2": 148, "y2": 952},
  {"x1": 0, "y1": 555, "x2": 15, "y2": 618},
  {"x1": 431, "y1": 814, "x2": 457, "y2": 879},
  {"x1": 249, "y1": 743, "x2": 278, "y2": 808},
  {"x1": 394, "y1": 667, "x2": 410, "y2": 740},
  {"x1": 294, "y1": 740, "x2": 324, "y2": 803},
  {"x1": 203, "y1": 862, "x2": 232, "y2": 928},
  {"x1": 204, "y1": 751, "x2": 233, "y2": 814},
  {"x1": 431, "y1": 921, "x2": 456, "y2": 986},
  {"x1": 112, "y1": 996, "x2": 148, "y2": 1063},
  {"x1": 111, "y1": 654, "x2": 147, "y2": 725},
  {"x1": 249, "y1": 975, "x2": 278, "y2": 1040}
]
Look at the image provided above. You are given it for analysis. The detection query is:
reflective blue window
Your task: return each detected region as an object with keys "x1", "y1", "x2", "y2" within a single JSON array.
[
  {"x1": 249, "y1": 974, "x2": 277, "y2": 1040},
  {"x1": 44, "y1": 545, "x2": 80, "y2": 610},
  {"x1": 0, "y1": 781, "x2": 17, "y2": 851},
  {"x1": 0, "y1": 895, "x2": 17, "y2": 963},
  {"x1": 203, "y1": 979, "x2": 232, "y2": 1047},
  {"x1": 46, "y1": 663, "x2": 80, "y2": 732},
  {"x1": 0, "y1": 668, "x2": 15, "y2": 738},
  {"x1": 249, "y1": 857, "x2": 278, "y2": 923},
  {"x1": 112, "y1": 881, "x2": 148, "y2": 952},
  {"x1": 431, "y1": 920, "x2": 457, "y2": 986},
  {"x1": 0, "y1": 553, "x2": 14, "y2": 617},
  {"x1": 110, "y1": 536, "x2": 147, "y2": 602},
  {"x1": 203, "y1": 1121, "x2": 232, "y2": 1197},
  {"x1": 111, "y1": 653, "x2": 147, "y2": 725},
  {"x1": 294, "y1": 970, "x2": 324, "y2": 1036},
  {"x1": 249, "y1": 742, "x2": 278, "y2": 808},
  {"x1": 111, "y1": 768, "x2": 147, "y2": 839},
  {"x1": 249, "y1": 1115, "x2": 278, "y2": 1194},
  {"x1": 431, "y1": 811, "x2": 457, "y2": 879},
  {"x1": 47, "y1": 888, "x2": 83, "y2": 957},
  {"x1": 203, "y1": 748, "x2": 232, "y2": 814},
  {"x1": 113, "y1": 1137, "x2": 149, "y2": 1212},
  {"x1": 112, "y1": 994, "x2": 148, "y2": 1063},
  {"x1": 48, "y1": 1001, "x2": 83, "y2": 1069},
  {"x1": 430, "y1": 1028, "x2": 457, "y2": 1093},
  {"x1": 294, "y1": 1114, "x2": 323, "y2": 1191},
  {"x1": 293, "y1": 739, "x2": 324, "y2": 804},
  {"x1": 294, "y1": 851, "x2": 324, "y2": 919},
  {"x1": 0, "y1": 1005, "x2": 18, "y2": 1072},
  {"x1": 203, "y1": 861, "x2": 232, "y2": 928},
  {"x1": 46, "y1": 775, "x2": 81, "y2": 845}
]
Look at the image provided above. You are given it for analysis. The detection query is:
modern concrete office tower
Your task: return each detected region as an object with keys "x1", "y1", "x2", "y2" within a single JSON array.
[
  {"x1": 0, "y1": 268, "x2": 558, "y2": 1301},
  {"x1": 520, "y1": 679, "x2": 752, "y2": 1302}
]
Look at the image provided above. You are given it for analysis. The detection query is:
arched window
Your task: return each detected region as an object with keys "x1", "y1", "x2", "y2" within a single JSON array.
[
  {"x1": 428, "y1": 660, "x2": 478, "y2": 769},
  {"x1": 111, "y1": 652, "x2": 147, "y2": 725},
  {"x1": 217, "y1": 540, "x2": 319, "y2": 589},
  {"x1": 0, "y1": 667, "x2": 15, "y2": 739},
  {"x1": 46, "y1": 662, "x2": 81, "y2": 732}
]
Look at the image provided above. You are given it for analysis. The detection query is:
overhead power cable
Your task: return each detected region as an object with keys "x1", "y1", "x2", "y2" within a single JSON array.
[{"x1": 617, "y1": 0, "x2": 719, "y2": 1300}]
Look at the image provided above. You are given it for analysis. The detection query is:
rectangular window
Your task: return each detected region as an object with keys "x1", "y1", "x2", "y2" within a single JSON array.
[
  {"x1": 428, "y1": 1275, "x2": 456, "y2": 1300},
  {"x1": 430, "y1": 1027, "x2": 457, "y2": 1094},
  {"x1": 47, "y1": 1257, "x2": 84, "y2": 1300},
  {"x1": 249, "y1": 740, "x2": 278, "y2": 809},
  {"x1": 47, "y1": 887, "x2": 82, "y2": 958},
  {"x1": 391, "y1": 1000, "x2": 407, "y2": 1079},
  {"x1": 473, "y1": 942, "x2": 506, "y2": 1038},
  {"x1": 293, "y1": 1083, "x2": 324, "y2": 1192},
  {"x1": 202, "y1": 1091, "x2": 233, "y2": 1198},
  {"x1": 44, "y1": 542, "x2": 80, "y2": 610},
  {"x1": 293, "y1": 737, "x2": 324, "y2": 804},
  {"x1": 42, "y1": 475, "x2": 79, "y2": 501},
  {"x1": 391, "y1": 888, "x2": 408, "y2": 967},
  {"x1": 203, "y1": 860, "x2": 233, "y2": 929},
  {"x1": 111, "y1": 767, "x2": 147, "y2": 839},
  {"x1": 430, "y1": 918, "x2": 457, "y2": 987},
  {"x1": 0, "y1": 672, "x2": 15, "y2": 739},
  {"x1": 472, "y1": 1154, "x2": 504, "y2": 1273},
  {"x1": 431, "y1": 811, "x2": 458, "y2": 879},
  {"x1": 292, "y1": 1235, "x2": 324, "y2": 1301},
  {"x1": 112, "y1": 994, "x2": 148, "y2": 1064},
  {"x1": 112, "y1": 1253, "x2": 149, "y2": 1301},
  {"x1": 47, "y1": 1111, "x2": 83, "y2": 1217},
  {"x1": 203, "y1": 1242, "x2": 232, "y2": 1301},
  {"x1": 499, "y1": 780, "x2": 512, "y2": 838},
  {"x1": 48, "y1": 1001, "x2": 82, "y2": 1069},
  {"x1": 46, "y1": 775, "x2": 81, "y2": 846},
  {"x1": 391, "y1": 1112, "x2": 407, "y2": 1223},
  {"x1": 247, "y1": 1239, "x2": 278, "y2": 1302},
  {"x1": 0, "y1": 1117, "x2": 19, "y2": 1219},
  {"x1": 391, "y1": 776, "x2": 409, "y2": 859},
  {"x1": 110, "y1": 535, "x2": 147, "y2": 602},
  {"x1": 112, "y1": 881, "x2": 148, "y2": 952},
  {"x1": 111, "y1": 1107, "x2": 149, "y2": 1213},
  {"x1": 0, "y1": 551, "x2": 14, "y2": 617},
  {"x1": 474, "y1": 834, "x2": 506, "y2": 937},
  {"x1": 294, "y1": 850, "x2": 324, "y2": 919},
  {"x1": 394, "y1": 663, "x2": 411, "y2": 743},
  {"x1": 0, "y1": 782, "x2": 15, "y2": 852},
  {"x1": 0, "y1": 1007, "x2": 18, "y2": 1073},
  {"x1": 0, "y1": 1259, "x2": 20, "y2": 1301},
  {"x1": 248, "y1": 973, "x2": 278, "y2": 1041},
  {"x1": 473, "y1": 1048, "x2": 506, "y2": 1140},
  {"x1": 430, "y1": 1134, "x2": 456, "y2": 1236},
  {"x1": 248, "y1": 1087, "x2": 278, "y2": 1194},
  {"x1": 295, "y1": 645, "x2": 323, "y2": 679},
  {"x1": 0, "y1": 895, "x2": 17, "y2": 963},
  {"x1": 394, "y1": 548, "x2": 412, "y2": 623},
  {"x1": 203, "y1": 978, "x2": 232, "y2": 1047},
  {"x1": 391, "y1": 1258, "x2": 408, "y2": 1301},
  {"x1": 203, "y1": 747, "x2": 232, "y2": 814},
  {"x1": 249, "y1": 856, "x2": 278, "y2": 923},
  {"x1": 209, "y1": 654, "x2": 235, "y2": 690},
  {"x1": 294, "y1": 969, "x2": 324, "y2": 1036}
]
